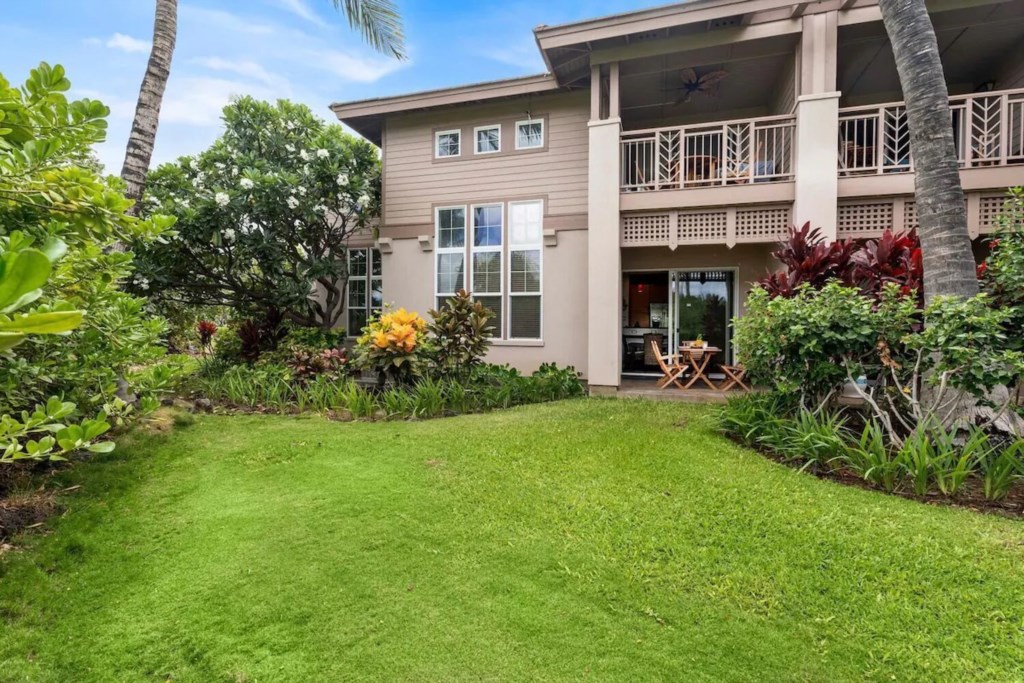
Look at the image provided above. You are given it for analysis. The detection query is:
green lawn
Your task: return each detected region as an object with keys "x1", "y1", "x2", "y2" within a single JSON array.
[{"x1": 2, "y1": 400, "x2": 1024, "y2": 682}]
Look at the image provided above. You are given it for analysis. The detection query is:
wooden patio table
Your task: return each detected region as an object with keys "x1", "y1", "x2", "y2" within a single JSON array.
[{"x1": 679, "y1": 345, "x2": 722, "y2": 390}]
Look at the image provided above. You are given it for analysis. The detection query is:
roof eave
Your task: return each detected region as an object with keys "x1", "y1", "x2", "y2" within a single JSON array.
[
  {"x1": 330, "y1": 73, "x2": 559, "y2": 119},
  {"x1": 535, "y1": 0, "x2": 801, "y2": 50}
]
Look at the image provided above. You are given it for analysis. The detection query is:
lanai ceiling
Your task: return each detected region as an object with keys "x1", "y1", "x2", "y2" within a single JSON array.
[
  {"x1": 838, "y1": 0, "x2": 1024, "y2": 104},
  {"x1": 618, "y1": 34, "x2": 798, "y2": 128}
]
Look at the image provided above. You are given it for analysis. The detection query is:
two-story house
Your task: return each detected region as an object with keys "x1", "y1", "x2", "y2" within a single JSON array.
[{"x1": 330, "y1": 0, "x2": 1024, "y2": 394}]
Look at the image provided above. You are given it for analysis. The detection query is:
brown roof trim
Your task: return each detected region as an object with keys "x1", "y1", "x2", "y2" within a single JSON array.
[
  {"x1": 534, "y1": 0, "x2": 822, "y2": 49},
  {"x1": 330, "y1": 73, "x2": 559, "y2": 119}
]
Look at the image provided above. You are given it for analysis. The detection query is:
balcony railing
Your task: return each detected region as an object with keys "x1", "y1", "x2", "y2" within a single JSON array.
[
  {"x1": 620, "y1": 114, "x2": 796, "y2": 192},
  {"x1": 838, "y1": 87, "x2": 1024, "y2": 176}
]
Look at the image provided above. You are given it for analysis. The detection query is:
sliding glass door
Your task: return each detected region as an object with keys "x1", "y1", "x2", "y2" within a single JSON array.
[{"x1": 668, "y1": 270, "x2": 735, "y2": 363}]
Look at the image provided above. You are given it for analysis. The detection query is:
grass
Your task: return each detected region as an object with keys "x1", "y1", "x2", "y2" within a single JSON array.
[{"x1": 2, "y1": 399, "x2": 1024, "y2": 682}]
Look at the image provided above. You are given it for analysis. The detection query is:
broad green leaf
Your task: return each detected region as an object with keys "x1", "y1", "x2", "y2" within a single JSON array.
[
  {"x1": 39, "y1": 237, "x2": 68, "y2": 263},
  {"x1": 1, "y1": 288, "x2": 43, "y2": 315},
  {"x1": 87, "y1": 441, "x2": 115, "y2": 454},
  {"x1": 0, "y1": 310, "x2": 83, "y2": 334},
  {"x1": 0, "y1": 248, "x2": 51, "y2": 309},
  {"x1": 0, "y1": 331, "x2": 26, "y2": 351}
]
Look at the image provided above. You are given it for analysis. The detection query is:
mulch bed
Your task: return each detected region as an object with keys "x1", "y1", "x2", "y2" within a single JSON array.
[{"x1": 0, "y1": 493, "x2": 60, "y2": 545}]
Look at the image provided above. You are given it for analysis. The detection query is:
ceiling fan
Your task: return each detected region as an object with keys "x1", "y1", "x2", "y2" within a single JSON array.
[{"x1": 670, "y1": 67, "x2": 729, "y2": 103}]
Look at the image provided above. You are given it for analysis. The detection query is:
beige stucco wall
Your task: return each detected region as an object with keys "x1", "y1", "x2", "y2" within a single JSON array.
[
  {"x1": 621, "y1": 244, "x2": 778, "y2": 317},
  {"x1": 379, "y1": 230, "x2": 589, "y2": 377},
  {"x1": 381, "y1": 91, "x2": 590, "y2": 231}
]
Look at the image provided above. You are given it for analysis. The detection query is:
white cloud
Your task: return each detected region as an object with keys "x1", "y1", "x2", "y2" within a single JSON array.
[
  {"x1": 310, "y1": 49, "x2": 409, "y2": 83},
  {"x1": 160, "y1": 76, "x2": 277, "y2": 126},
  {"x1": 106, "y1": 33, "x2": 151, "y2": 53},
  {"x1": 273, "y1": 0, "x2": 327, "y2": 26},
  {"x1": 179, "y1": 5, "x2": 275, "y2": 35},
  {"x1": 191, "y1": 57, "x2": 282, "y2": 87}
]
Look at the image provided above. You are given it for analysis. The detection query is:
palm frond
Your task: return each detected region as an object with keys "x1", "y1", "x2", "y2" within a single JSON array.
[{"x1": 330, "y1": 0, "x2": 407, "y2": 60}]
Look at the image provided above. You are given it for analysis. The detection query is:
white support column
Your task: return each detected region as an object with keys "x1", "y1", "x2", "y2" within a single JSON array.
[
  {"x1": 587, "y1": 62, "x2": 622, "y2": 393},
  {"x1": 793, "y1": 10, "x2": 840, "y2": 240},
  {"x1": 793, "y1": 91, "x2": 841, "y2": 240}
]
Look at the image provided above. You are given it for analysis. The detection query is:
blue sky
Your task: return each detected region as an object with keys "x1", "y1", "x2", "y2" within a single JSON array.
[{"x1": 4, "y1": 0, "x2": 656, "y2": 171}]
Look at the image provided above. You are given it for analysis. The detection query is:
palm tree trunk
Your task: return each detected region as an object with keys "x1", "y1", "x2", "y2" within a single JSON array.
[
  {"x1": 121, "y1": 0, "x2": 178, "y2": 216},
  {"x1": 877, "y1": 0, "x2": 978, "y2": 303}
]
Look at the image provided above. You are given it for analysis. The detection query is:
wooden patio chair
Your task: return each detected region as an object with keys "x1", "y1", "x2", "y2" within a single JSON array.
[
  {"x1": 719, "y1": 363, "x2": 750, "y2": 392},
  {"x1": 651, "y1": 339, "x2": 687, "y2": 390},
  {"x1": 642, "y1": 333, "x2": 665, "y2": 366}
]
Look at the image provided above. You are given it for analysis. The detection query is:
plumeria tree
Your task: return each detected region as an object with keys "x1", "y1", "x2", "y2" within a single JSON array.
[{"x1": 134, "y1": 97, "x2": 381, "y2": 331}]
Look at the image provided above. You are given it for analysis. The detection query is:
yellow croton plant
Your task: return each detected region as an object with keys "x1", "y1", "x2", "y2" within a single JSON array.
[{"x1": 360, "y1": 307, "x2": 427, "y2": 354}]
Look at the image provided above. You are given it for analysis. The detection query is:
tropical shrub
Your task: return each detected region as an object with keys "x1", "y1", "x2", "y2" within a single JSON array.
[
  {"x1": 190, "y1": 361, "x2": 584, "y2": 420},
  {"x1": 0, "y1": 62, "x2": 172, "y2": 457},
  {"x1": 197, "y1": 320, "x2": 217, "y2": 355},
  {"x1": 734, "y1": 284, "x2": 883, "y2": 403},
  {"x1": 979, "y1": 188, "x2": 1024, "y2": 380},
  {"x1": 354, "y1": 307, "x2": 429, "y2": 385},
  {"x1": 427, "y1": 290, "x2": 494, "y2": 380},
  {"x1": 852, "y1": 228, "x2": 923, "y2": 304},
  {"x1": 721, "y1": 394, "x2": 1024, "y2": 504},
  {"x1": 735, "y1": 283, "x2": 1024, "y2": 431},
  {"x1": 213, "y1": 310, "x2": 288, "y2": 365},
  {"x1": 286, "y1": 347, "x2": 348, "y2": 385},
  {"x1": 758, "y1": 223, "x2": 857, "y2": 297},
  {"x1": 758, "y1": 223, "x2": 923, "y2": 304},
  {"x1": 135, "y1": 97, "x2": 380, "y2": 330},
  {"x1": 0, "y1": 234, "x2": 112, "y2": 462}
]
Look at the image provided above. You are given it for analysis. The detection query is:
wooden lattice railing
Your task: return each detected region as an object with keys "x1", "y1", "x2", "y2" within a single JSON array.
[
  {"x1": 620, "y1": 114, "x2": 796, "y2": 191},
  {"x1": 838, "y1": 88, "x2": 1024, "y2": 176}
]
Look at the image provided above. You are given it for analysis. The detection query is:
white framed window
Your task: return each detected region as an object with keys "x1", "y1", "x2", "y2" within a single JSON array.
[
  {"x1": 347, "y1": 247, "x2": 383, "y2": 335},
  {"x1": 435, "y1": 129, "x2": 461, "y2": 158},
  {"x1": 434, "y1": 206, "x2": 466, "y2": 309},
  {"x1": 435, "y1": 201, "x2": 544, "y2": 341},
  {"x1": 508, "y1": 200, "x2": 543, "y2": 339},
  {"x1": 515, "y1": 119, "x2": 544, "y2": 150},
  {"x1": 474, "y1": 124, "x2": 501, "y2": 154},
  {"x1": 471, "y1": 204, "x2": 504, "y2": 338}
]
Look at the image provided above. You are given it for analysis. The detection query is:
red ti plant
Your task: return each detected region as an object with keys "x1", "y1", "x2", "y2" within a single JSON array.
[
  {"x1": 196, "y1": 320, "x2": 217, "y2": 356},
  {"x1": 852, "y1": 228, "x2": 924, "y2": 305},
  {"x1": 758, "y1": 223, "x2": 858, "y2": 297}
]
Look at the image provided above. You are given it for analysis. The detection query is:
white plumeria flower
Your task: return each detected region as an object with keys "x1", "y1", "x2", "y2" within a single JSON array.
[
  {"x1": 223, "y1": 228, "x2": 236, "y2": 240},
  {"x1": 297, "y1": 186, "x2": 307, "y2": 196},
  {"x1": 357, "y1": 193, "x2": 370, "y2": 207},
  {"x1": 294, "y1": 219, "x2": 302, "y2": 228},
  {"x1": 314, "y1": 204, "x2": 327, "y2": 213},
  {"x1": 336, "y1": 173, "x2": 349, "y2": 186},
  {"x1": 239, "y1": 178, "x2": 254, "y2": 190},
  {"x1": 286, "y1": 196, "x2": 300, "y2": 209},
  {"x1": 138, "y1": 278, "x2": 150, "y2": 290},
  {"x1": 316, "y1": 149, "x2": 329, "y2": 159},
  {"x1": 286, "y1": 144, "x2": 296, "y2": 153},
  {"x1": 299, "y1": 149, "x2": 311, "y2": 161},
  {"x1": 231, "y1": 167, "x2": 239, "y2": 177},
  {"x1": 215, "y1": 192, "x2": 230, "y2": 207},
  {"x1": 214, "y1": 162, "x2": 225, "y2": 170},
  {"x1": 189, "y1": 159, "x2": 199, "y2": 171},
  {"x1": 179, "y1": 199, "x2": 190, "y2": 209}
]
